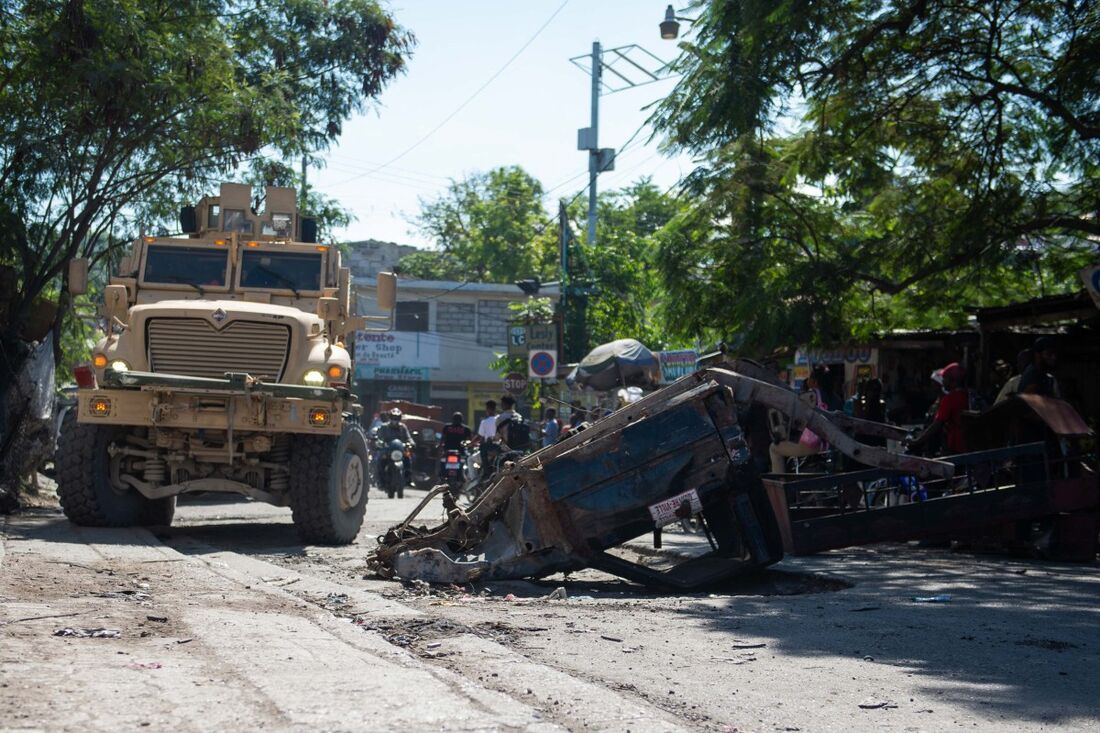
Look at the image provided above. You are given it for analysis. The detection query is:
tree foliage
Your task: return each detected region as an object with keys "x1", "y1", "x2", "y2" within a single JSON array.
[
  {"x1": 0, "y1": 0, "x2": 413, "y2": 350},
  {"x1": 408, "y1": 169, "x2": 684, "y2": 354},
  {"x1": 409, "y1": 166, "x2": 558, "y2": 283},
  {"x1": 572, "y1": 180, "x2": 680, "y2": 349},
  {"x1": 652, "y1": 0, "x2": 1100, "y2": 350}
]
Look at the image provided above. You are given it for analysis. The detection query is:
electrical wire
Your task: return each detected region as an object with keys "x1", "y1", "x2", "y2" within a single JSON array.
[{"x1": 330, "y1": 0, "x2": 571, "y2": 187}]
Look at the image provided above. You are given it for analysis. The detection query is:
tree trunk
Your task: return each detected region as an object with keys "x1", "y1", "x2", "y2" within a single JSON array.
[{"x1": 0, "y1": 334, "x2": 57, "y2": 511}]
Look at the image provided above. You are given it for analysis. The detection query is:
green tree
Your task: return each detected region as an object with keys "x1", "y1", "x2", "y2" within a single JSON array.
[
  {"x1": 412, "y1": 166, "x2": 558, "y2": 283},
  {"x1": 651, "y1": 0, "x2": 1099, "y2": 350},
  {"x1": 570, "y1": 179, "x2": 681, "y2": 349},
  {"x1": 0, "y1": 0, "x2": 413, "y2": 502},
  {"x1": 393, "y1": 251, "x2": 468, "y2": 281}
]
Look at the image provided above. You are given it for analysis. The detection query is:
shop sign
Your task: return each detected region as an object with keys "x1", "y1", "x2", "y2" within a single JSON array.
[
  {"x1": 355, "y1": 331, "x2": 441, "y2": 369},
  {"x1": 658, "y1": 350, "x2": 698, "y2": 384},
  {"x1": 795, "y1": 346, "x2": 876, "y2": 366},
  {"x1": 354, "y1": 365, "x2": 429, "y2": 382},
  {"x1": 507, "y1": 326, "x2": 528, "y2": 356},
  {"x1": 526, "y1": 323, "x2": 558, "y2": 350},
  {"x1": 384, "y1": 384, "x2": 418, "y2": 401}
]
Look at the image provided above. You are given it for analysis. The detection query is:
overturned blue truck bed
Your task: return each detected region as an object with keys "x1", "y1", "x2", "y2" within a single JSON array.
[{"x1": 368, "y1": 366, "x2": 955, "y2": 589}]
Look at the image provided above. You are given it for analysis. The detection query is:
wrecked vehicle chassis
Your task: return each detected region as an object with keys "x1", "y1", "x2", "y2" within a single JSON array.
[{"x1": 369, "y1": 369, "x2": 954, "y2": 589}]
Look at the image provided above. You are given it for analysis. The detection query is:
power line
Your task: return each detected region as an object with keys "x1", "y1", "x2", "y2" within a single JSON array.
[{"x1": 330, "y1": 0, "x2": 571, "y2": 188}]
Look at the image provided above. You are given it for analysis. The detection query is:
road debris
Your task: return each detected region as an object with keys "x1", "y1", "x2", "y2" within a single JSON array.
[
  {"x1": 127, "y1": 662, "x2": 163, "y2": 670},
  {"x1": 857, "y1": 698, "x2": 898, "y2": 709},
  {"x1": 911, "y1": 594, "x2": 953, "y2": 603},
  {"x1": 95, "y1": 590, "x2": 152, "y2": 602},
  {"x1": 145, "y1": 615, "x2": 168, "y2": 623},
  {"x1": 369, "y1": 366, "x2": 953, "y2": 588},
  {"x1": 1, "y1": 612, "x2": 80, "y2": 626},
  {"x1": 600, "y1": 635, "x2": 623, "y2": 643},
  {"x1": 54, "y1": 627, "x2": 121, "y2": 638}
]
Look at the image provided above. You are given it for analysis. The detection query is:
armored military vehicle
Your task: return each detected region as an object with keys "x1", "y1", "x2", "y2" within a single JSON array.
[{"x1": 59, "y1": 183, "x2": 395, "y2": 544}]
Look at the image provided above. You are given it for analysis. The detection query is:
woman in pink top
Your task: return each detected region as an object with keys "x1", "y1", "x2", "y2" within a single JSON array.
[{"x1": 769, "y1": 372, "x2": 827, "y2": 473}]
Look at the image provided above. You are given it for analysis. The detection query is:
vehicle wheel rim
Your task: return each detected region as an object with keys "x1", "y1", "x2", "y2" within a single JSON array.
[{"x1": 340, "y1": 453, "x2": 365, "y2": 510}]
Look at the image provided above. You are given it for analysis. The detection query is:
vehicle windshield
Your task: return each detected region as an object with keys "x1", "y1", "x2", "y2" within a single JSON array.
[
  {"x1": 240, "y1": 250, "x2": 323, "y2": 293},
  {"x1": 144, "y1": 245, "x2": 228, "y2": 288}
]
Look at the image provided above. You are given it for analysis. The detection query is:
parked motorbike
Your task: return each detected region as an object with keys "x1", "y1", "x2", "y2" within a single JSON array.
[{"x1": 376, "y1": 437, "x2": 409, "y2": 499}]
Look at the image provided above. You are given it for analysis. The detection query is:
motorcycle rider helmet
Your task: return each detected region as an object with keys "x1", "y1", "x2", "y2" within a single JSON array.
[
  {"x1": 388, "y1": 407, "x2": 403, "y2": 422},
  {"x1": 452, "y1": 411, "x2": 463, "y2": 425}
]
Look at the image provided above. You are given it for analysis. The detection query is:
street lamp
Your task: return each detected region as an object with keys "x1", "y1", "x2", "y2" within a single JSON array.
[
  {"x1": 660, "y1": 5, "x2": 680, "y2": 39},
  {"x1": 659, "y1": 5, "x2": 696, "y2": 40}
]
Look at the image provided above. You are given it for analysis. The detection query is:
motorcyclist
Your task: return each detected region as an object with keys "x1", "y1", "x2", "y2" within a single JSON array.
[
  {"x1": 376, "y1": 408, "x2": 414, "y2": 484},
  {"x1": 440, "y1": 412, "x2": 472, "y2": 479}
]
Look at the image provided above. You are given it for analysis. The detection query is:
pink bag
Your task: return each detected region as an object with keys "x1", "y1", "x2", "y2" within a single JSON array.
[{"x1": 798, "y1": 428, "x2": 823, "y2": 451}]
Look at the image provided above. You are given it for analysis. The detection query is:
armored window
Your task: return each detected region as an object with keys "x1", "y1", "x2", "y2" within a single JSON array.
[
  {"x1": 240, "y1": 250, "x2": 323, "y2": 293},
  {"x1": 143, "y1": 245, "x2": 228, "y2": 288},
  {"x1": 222, "y1": 208, "x2": 253, "y2": 234},
  {"x1": 207, "y1": 204, "x2": 221, "y2": 229}
]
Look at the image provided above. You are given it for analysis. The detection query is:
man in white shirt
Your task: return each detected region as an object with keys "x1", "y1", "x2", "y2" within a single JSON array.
[
  {"x1": 476, "y1": 400, "x2": 498, "y2": 472},
  {"x1": 476, "y1": 400, "x2": 498, "y2": 443}
]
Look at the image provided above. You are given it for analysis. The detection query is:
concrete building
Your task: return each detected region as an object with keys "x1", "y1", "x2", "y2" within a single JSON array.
[{"x1": 348, "y1": 242, "x2": 559, "y2": 425}]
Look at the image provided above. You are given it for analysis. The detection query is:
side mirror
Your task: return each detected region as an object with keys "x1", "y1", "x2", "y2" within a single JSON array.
[
  {"x1": 376, "y1": 272, "x2": 397, "y2": 311},
  {"x1": 103, "y1": 284, "x2": 128, "y2": 323},
  {"x1": 67, "y1": 258, "x2": 89, "y2": 295},
  {"x1": 316, "y1": 296, "x2": 340, "y2": 321},
  {"x1": 179, "y1": 205, "x2": 197, "y2": 234}
]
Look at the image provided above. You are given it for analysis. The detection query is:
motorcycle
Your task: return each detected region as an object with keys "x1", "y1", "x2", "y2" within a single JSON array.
[
  {"x1": 440, "y1": 447, "x2": 467, "y2": 498},
  {"x1": 376, "y1": 437, "x2": 409, "y2": 499}
]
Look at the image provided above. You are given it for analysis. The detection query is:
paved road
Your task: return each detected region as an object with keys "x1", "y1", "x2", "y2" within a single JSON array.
[{"x1": 3, "y1": 487, "x2": 1098, "y2": 732}]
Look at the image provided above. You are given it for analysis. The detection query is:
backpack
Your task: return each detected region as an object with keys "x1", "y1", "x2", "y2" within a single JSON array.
[{"x1": 502, "y1": 415, "x2": 531, "y2": 450}]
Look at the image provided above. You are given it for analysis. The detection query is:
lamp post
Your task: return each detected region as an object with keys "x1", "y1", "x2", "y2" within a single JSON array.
[{"x1": 659, "y1": 5, "x2": 697, "y2": 40}]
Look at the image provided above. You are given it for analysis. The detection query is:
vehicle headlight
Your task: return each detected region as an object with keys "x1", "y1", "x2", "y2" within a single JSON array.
[
  {"x1": 390, "y1": 449, "x2": 405, "y2": 462},
  {"x1": 302, "y1": 369, "x2": 325, "y2": 386},
  {"x1": 109, "y1": 360, "x2": 130, "y2": 372}
]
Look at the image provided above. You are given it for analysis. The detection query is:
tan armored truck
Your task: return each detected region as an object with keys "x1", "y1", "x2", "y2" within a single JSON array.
[{"x1": 59, "y1": 183, "x2": 396, "y2": 544}]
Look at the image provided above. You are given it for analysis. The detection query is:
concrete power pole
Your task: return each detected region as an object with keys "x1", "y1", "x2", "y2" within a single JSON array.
[
  {"x1": 586, "y1": 40, "x2": 601, "y2": 246},
  {"x1": 572, "y1": 41, "x2": 668, "y2": 245}
]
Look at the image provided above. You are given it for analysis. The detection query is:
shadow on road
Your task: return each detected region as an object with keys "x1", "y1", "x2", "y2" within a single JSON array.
[{"x1": 665, "y1": 543, "x2": 1100, "y2": 724}]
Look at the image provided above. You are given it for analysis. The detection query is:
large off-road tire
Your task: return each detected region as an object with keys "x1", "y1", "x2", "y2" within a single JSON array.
[
  {"x1": 56, "y1": 417, "x2": 176, "y2": 527},
  {"x1": 288, "y1": 424, "x2": 369, "y2": 545}
]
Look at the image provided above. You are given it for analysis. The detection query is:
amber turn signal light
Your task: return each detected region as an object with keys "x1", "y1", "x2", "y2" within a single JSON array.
[
  {"x1": 90, "y1": 397, "x2": 111, "y2": 416},
  {"x1": 326, "y1": 365, "x2": 344, "y2": 380},
  {"x1": 308, "y1": 408, "x2": 329, "y2": 426},
  {"x1": 92, "y1": 353, "x2": 108, "y2": 368}
]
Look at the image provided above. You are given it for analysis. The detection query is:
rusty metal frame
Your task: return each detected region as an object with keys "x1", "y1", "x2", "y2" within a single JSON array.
[{"x1": 368, "y1": 369, "x2": 956, "y2": 586}]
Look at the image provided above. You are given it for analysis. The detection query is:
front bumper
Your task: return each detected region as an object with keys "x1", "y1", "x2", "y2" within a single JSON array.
[{"x1": 75, "y1": 369, "x2": 347, "y2": 434}]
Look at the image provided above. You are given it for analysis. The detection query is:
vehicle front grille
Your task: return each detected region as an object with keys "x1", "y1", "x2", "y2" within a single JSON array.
[{"x1": 147, "y1": 318, "x2": 291, "y2": 382}]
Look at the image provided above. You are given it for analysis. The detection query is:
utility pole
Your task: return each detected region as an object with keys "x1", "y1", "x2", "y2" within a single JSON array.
[
  {"x1": 571, "y1": 42, "x2": 669, "y2": 246},
  {"x1": 558, "y1": 200, "x2": 588, "y2": 362},
  {"x1": 586, "y1": 40, "x2": 601, "y2": 246}
]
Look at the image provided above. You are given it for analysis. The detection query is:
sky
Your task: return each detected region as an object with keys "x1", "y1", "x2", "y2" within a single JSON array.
[{"x1": 311, "y1": 0, "x2": 697, "y2": 248}]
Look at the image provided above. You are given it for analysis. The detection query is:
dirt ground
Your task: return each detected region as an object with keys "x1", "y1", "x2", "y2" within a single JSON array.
[{"x1": 3, "y1": 484, "x2": 1098, "y2": 732}]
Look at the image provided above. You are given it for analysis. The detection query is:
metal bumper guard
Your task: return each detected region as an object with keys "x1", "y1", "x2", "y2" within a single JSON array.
[{"x1": 80, "y1": 368, "x2": 345, "y2": 434}]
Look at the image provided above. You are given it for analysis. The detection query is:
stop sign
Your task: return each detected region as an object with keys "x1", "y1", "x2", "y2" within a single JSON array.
[{"x1": 504, "y1": 372, "x2": 528, "y2": 395}]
